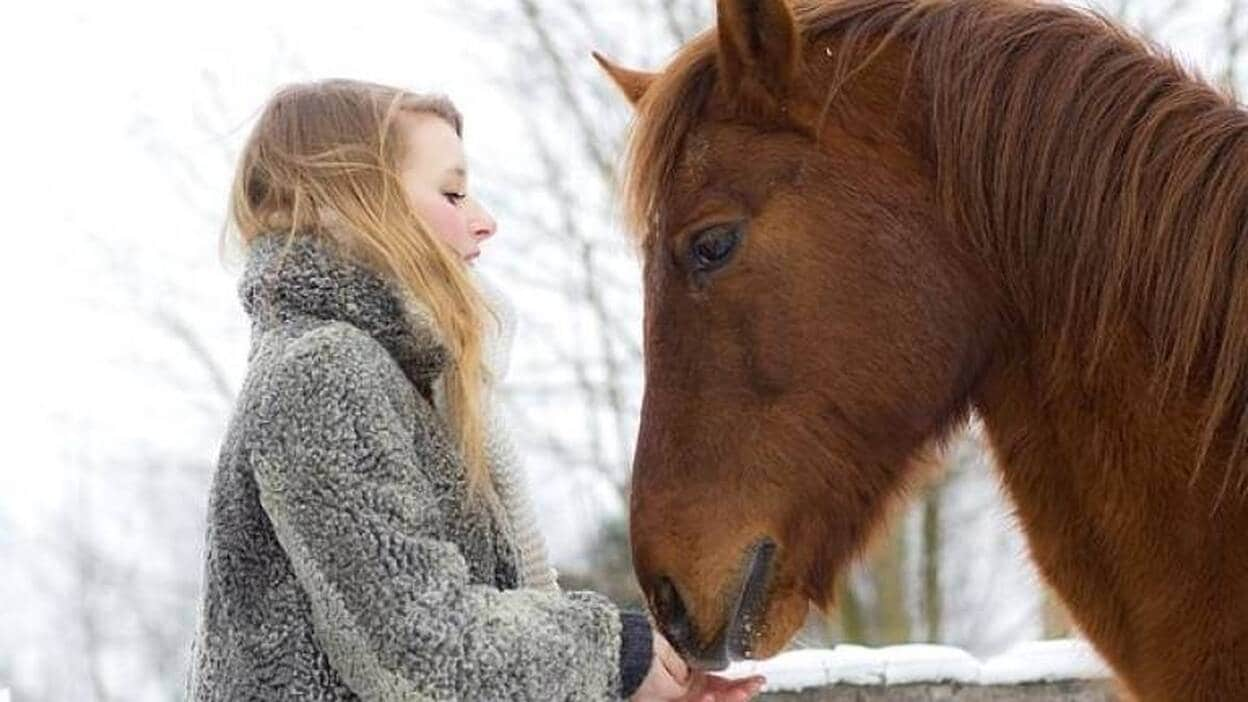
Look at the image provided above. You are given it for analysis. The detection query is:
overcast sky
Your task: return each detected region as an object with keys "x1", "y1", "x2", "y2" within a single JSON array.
[{"x1": 0, "y1": 1, "x2": 530, "y2": 528}]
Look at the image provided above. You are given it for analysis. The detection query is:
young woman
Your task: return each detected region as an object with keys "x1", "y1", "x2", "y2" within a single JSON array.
[{"x1": 186, "y1": 79, "x2": 764, "y2": 701}]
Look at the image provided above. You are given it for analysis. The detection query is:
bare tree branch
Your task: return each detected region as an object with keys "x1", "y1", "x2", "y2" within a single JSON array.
[
  {"x1": 150, "y1": 306, "x2": 237, "y2": 407},
  {"x1": 515, "y1": 0, "x2": 616, "y2": 182}
]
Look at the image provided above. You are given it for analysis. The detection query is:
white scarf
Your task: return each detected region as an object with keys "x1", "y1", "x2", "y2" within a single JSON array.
[{"x1": 474, "y1": 275, "x2": 561, "y2": 592}]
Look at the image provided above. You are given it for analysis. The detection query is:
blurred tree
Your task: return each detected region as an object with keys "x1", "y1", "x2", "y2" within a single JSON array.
[{"x1": 558, "y1": 514, "x2": 646, "y2": 609}]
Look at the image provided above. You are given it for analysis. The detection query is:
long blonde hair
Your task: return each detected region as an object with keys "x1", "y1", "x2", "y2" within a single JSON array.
[{"x1": 227, "y1": 78, "x2": 493, "y2": 498}]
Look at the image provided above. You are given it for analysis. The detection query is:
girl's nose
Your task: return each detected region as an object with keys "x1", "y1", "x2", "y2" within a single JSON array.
[{"x1": 469, "y1": 197, "x2": 497, "y2": 241}]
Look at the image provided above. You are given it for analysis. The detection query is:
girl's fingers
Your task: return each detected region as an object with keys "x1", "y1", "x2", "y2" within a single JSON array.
[
  {"x1": 699, "y1": 674, "x2": 765, "y2": 701},
  {"x1": 739, "y1": 676, "x2": 765, "y2": 700},
  {"x1": 656, "y1": 638, "x2": 689, "y2": 684},
  {"x1": 657, "y1": 669, "x2": 690, "y2": 700},
  {"x1": 666, "y1": 656, "x2": 690, "y2": 685}
]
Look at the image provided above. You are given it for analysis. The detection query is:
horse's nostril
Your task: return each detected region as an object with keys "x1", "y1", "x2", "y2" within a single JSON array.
[{"x1": 654, "y1": 576, "x2": 694, "y2": 653}]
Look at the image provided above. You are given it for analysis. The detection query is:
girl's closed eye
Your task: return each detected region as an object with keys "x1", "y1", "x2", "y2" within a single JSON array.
[{"x1": 444, "y1": 191, "x2": 467, "y2": 206}]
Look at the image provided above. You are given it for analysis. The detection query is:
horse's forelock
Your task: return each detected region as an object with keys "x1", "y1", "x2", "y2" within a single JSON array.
[{"x1": 623, "y1": 34, "x2": 718, "y2": 253}]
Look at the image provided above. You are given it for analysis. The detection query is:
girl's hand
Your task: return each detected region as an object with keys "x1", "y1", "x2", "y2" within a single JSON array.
[
  {"x1": 630, "y1": 630, "x2": 767, "y2": 701},
  {"x1": 631, "y1": 632, "x2": 692, "y2": 700},
  {"x1": 680, "y1": 672, "x2": 766, "y2": 702}
]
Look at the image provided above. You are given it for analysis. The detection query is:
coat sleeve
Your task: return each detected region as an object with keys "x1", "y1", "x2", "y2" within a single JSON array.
[{"x1": 245, "y1": 324, "x2": 637, "y2": 701}]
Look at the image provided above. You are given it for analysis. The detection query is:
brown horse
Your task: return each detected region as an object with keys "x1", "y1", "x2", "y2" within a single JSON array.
[{"x1": 597, "y1": 0, "x2": 1248, "y2": 699}]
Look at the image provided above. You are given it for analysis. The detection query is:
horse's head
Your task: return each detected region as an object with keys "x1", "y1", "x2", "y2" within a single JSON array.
[{"x1": 600, "y1": 0, "x2": 998, "y2": 668}]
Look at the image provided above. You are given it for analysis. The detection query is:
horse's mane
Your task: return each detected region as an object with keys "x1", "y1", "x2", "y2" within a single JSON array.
[{"x1": 624, "y1": 0, "x2": 1248, "y2": 495}]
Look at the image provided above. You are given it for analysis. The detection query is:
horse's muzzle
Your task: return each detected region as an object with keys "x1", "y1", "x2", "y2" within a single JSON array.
[{"x1": 651, "y1": 537, "x2": 777, "y2": 670}]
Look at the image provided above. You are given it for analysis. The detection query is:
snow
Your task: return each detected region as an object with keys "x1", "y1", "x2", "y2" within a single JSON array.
[
  {"x1": 1, "y1": 688, "x2": 10, "y2": 702},
  {"x1": 979, "y1": 639, "x2": 1113, "y2": 684},
  {"x1": 722, "y1": 639, "x2": 1111, "y2": 692}
]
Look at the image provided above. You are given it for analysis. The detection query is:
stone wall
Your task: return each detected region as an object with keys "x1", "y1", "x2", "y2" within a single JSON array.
[{"x1": 759, "y1": 680, "x2": 1118, "y2": 701}]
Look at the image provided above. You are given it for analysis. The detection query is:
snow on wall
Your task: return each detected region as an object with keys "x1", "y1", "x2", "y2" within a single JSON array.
[{"x1": 722, "y1": 639, "x2": 1111, "y2": 692}]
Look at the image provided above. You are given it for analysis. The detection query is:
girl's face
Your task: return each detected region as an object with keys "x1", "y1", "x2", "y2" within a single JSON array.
[{"x1": 398, "y1": 113, "x2": 497, "y2": 264}]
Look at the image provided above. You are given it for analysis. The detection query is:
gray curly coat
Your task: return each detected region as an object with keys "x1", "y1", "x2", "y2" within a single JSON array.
[{"x1": 187, "y1": 234, "x2": 647, "y2": 701}]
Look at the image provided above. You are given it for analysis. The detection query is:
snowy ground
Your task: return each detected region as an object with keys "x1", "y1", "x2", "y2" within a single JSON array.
[{"x1": 723, "y1": 639, "x2": 1110, "y2": 692}]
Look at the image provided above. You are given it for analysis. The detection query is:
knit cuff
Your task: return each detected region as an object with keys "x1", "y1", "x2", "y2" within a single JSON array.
[{"x1": 617, "y1": 610, "x2": 653, "y2": 699}]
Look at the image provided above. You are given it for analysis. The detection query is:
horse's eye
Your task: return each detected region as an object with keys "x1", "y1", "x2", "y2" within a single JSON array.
[{"x1": 689, "y1": 223, "x2": 742, "y2": 272}]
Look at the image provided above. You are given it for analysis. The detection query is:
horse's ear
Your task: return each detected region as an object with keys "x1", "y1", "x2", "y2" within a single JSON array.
[
  {"x1": 716, "y1": 0, "x2": 802, "y2": 102},
  {"x1": 593, "y1": 51, "x2": 656, "y2": 107}
]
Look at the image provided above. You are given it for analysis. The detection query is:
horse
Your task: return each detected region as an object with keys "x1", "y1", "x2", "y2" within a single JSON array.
[{"x1": 596, "y1": 0, "x2": 1248, "y2": 698}]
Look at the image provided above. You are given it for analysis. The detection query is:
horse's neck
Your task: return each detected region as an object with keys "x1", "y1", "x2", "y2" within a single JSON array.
[{"x1": 971, "y1": 332, "x2": 1248, "y2": 698}]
